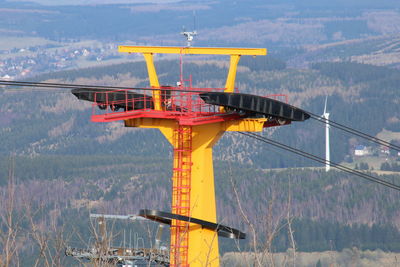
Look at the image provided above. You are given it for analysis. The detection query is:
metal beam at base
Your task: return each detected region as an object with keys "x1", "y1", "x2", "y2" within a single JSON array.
[{"x1": 139, "y1": 209, "x2": 246, "y2": 239}]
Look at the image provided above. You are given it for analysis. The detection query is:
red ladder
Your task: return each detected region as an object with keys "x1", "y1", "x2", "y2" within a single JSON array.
[{"x1": 170, "y1": 125, "x2": 192, "y2": 267}]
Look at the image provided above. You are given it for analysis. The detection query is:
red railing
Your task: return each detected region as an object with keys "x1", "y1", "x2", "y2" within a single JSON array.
[{"x1": 90, "y1": 86, "x2": 228, "y2": 124}]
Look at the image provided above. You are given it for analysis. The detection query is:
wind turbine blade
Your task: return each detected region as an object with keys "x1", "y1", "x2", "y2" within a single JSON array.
[{"x1": 323, "y1": 96, "x2": 328, "y2": 114}]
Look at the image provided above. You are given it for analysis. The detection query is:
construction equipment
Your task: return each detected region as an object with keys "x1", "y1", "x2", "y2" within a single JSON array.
[{"x1": 66, "y1": 213, "x2": 169, "y2": 266}]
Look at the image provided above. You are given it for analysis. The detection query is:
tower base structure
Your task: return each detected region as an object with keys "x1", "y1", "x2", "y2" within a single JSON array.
[{"x1": 125, "y1": 118, "x2": 266, "y2": 267}]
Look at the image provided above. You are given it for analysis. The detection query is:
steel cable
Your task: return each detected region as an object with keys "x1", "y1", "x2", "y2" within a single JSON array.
[
  {"x1": 1, "y1": 79, "x2": 399, "y2": 152},
  {"x1": 0, "y1": 80, "x2": 209, "y2": 93},
  {"x1": 238, "y1": 132, "x2": 400, "y2": 191},
  {"x1": 308, "y1": 112, "x2": 400, "y2": 152}
]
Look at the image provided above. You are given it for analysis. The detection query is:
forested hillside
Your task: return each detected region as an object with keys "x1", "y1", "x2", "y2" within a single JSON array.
[
  {"x1": 1, "y1": 155, "x2": 400, "y2": 265},
  {"x1": 3, "y1": 56, "x2": 399, "y2": 168},
  {"x1": 1, "y1": 50, "x2": 400, "y2": 264},
  {"x1": 2, "y1": 0, "x2": 400, "y2": 265}
]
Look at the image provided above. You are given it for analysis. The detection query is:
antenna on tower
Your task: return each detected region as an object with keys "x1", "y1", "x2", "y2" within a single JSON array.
[
  {"x1": 322, "y1": 96, "x2": 330, "y2": 172},
  {"x1": 181, "y1": 11, "x2": 197, "y2": 47}
]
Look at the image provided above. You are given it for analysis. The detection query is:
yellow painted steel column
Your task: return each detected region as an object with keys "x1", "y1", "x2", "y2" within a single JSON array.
[
  {"x1": 160, "y1": 123, "x2": 223, "y2": 267},
  {"x1": 143, "y1": 53, "x2": 162, "y2": 111},
  {"x1": 124, "y1": 118, "x2": 266, "y2": 267},
  {"x1": 186, "y1": 123, "x2": 224, "y2": 267}
]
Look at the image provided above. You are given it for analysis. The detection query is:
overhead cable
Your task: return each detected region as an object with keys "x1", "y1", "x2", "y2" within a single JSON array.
[
  {"x1": 1, "y1": 80, "x2": 399, "y2": 152},
  {"x1": 238, "y1": 132, "x2": 400, "y2": 192},
  {"x1": 0, "y1": 80, "x2": 209, "y2": 93},
  {"x1": 308, "y1": 112, "x2": 400, "y2": 152}
]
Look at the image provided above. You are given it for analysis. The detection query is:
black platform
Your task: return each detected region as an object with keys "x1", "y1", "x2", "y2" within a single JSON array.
[
  {"x1": 71, "y1": 88, "x2": 153, "y2": 110},
  {"x1": 139, "y1": 209, "x2": 246, "y2": 239},
  {"x1": 200, "y1": 92, "x2": 310, "y2": 121}
]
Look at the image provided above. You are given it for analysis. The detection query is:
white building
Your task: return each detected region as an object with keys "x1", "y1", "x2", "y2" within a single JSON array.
[{"x1": 354, "y1": 145, "x2": 368, "y2": 156}]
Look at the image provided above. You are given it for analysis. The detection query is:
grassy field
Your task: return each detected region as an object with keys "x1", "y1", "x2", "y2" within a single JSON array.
[
  {"x1": 377, "y1": 129, "x2": 400, "y2": 142},
  {"x1": 0, "y1": 36, "x2": 59, "y2": 50},
  {"x1": 222, "y1": 250, "x2": 400, "y2": 267},
  {"x1": 351, "y1": 156, "x2": 389, "y2": 170},
  {"x1": 0, "y1": 38, "x2": 105, "y2": 58}
]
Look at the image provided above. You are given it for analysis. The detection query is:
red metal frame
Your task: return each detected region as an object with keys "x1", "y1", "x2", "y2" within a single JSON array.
[
  {"x1": 90, "y1": 88, "x2": 292, "y2": 129},
  {"x1": 90, "y1": 86, "x2": 233, "y2": 125}
]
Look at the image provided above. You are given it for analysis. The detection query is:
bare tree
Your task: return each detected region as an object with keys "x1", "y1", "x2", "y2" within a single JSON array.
[
  {"x1": 229, "y1": 170, "x2": 261, "y2": 267},
  {"x1": 24, "y1": 200, "x2": 74, "y2": 267},
  {"x1": 287, "y1": 176, "x2": 296, "y2": 267},
  {"x1": 0, "y1": 155, "x2": 79, "y2": 267},
  {"x1": 88, "y1": 216, "x2": 117, "y2": 267},
  {"x1": 228, "y1": 163, "x2": 291, "y2": 267},
  {"x1": 0, "y1": 155, "x2": 21, "y2": 267}
]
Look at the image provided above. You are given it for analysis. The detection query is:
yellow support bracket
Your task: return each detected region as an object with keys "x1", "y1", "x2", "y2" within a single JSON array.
[
  {"x1": 225, "y1": 54, "x2": 241, "y2": 93},
  {"x1": 118, "y1": 45, "x2": 267, "y2": 96},
  {"x1": 142, "y1": 53, "x2": 162, "y2": 110},
  {"x1": 224, "y1": 118, "x2": 266, "y2": 132}
]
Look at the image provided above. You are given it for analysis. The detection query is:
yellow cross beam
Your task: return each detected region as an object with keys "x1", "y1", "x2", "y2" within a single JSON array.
[
  {"x1": 118, "y1": 46, "x2": 266, "y2": 56},
  {"x1": 119, "y1": 46, "x2": 267, "y2": 109}
]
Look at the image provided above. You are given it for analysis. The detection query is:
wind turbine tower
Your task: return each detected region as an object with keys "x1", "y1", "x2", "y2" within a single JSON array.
[{"x1": 322, "y1": 96, "x2": 330, "y2": 172}]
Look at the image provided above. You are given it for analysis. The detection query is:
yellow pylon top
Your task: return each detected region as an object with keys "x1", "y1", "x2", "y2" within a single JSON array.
[
  {"x1": 118, "y1": 46, "x2": 267, "y2": 56},
  {"x1": 119, "y1": 45, "x2": 267, "y2": 110}
]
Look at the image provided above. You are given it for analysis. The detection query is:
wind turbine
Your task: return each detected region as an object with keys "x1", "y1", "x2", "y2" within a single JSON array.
[{"x1": 322, "y1": 96, "x2": 330, "y2": 172}]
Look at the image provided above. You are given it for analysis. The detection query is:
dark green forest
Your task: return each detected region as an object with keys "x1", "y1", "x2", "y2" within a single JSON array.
[
  {"x1": 2, "y1": 0, "x2": 400, "y2": 265},
  {"x1": 9, "y1": 57, "x2": 398, "y2": 169},
  {"x1": 2, "y1": 154, "x2": 400, "y2": 265},
  {"x1": 273, "y1": 219, "x2": 400, "y2": 252},
  {"x1": 2, "y1": 0, "x2": 397, "y2": 43},
  {"x1": 1, "y1": 51, "x2": 400, "y2": 264}
]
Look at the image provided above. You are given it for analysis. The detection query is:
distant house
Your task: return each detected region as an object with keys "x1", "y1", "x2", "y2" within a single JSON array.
[
  {"x1": 20, "y1": 69, "x2": 30, "y2": 76},
  {"x1": 354, "y1": 145, "x2": 368, "y2": 156},
  {"x1": 2, "y1": 74, "x2": 11, "y2": 80},
  {"x1": 380, "y1": 146, "x2": 390, "y2": 155}
]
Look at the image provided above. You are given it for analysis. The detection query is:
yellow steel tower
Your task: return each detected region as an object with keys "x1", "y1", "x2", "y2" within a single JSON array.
[
  {"x1": 73, "y1": 45, "x2": 313, "y2": 266},
  {"x1": 118, "y1": 46, "x2": 267, "y2": 267}
]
